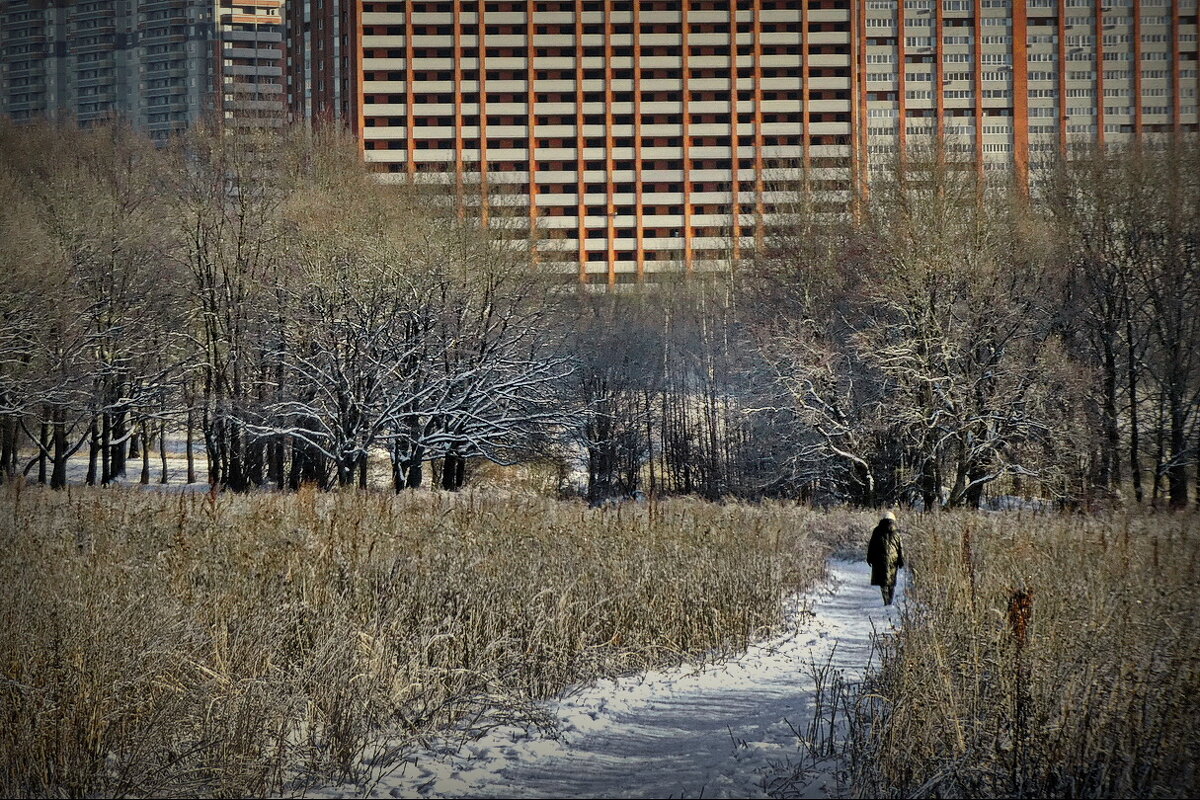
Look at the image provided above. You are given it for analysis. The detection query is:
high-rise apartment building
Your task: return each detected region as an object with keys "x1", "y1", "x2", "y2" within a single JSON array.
[
  {"x1": 289, "y1": 0, "x2": 852, "y2": 281},
  {"x1": 0, "y1": 0, "x2": 286, "y2": 138},
  {"x1": 859, "y1": 0, "x2": 1199, "y2": 184},
  {"x1": 284, "y1": 1, "x2": 1198, "y2": 283},
  {"x1": 284, "y1": 0, "x2": 360, "y2": 122}
]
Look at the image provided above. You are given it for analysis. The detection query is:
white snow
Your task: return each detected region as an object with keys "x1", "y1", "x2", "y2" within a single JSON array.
[
  {"x1": 297, "y1": 558, "x2": 906, "y2": 800},
  {"x1": 984, "y1": 495, "x2": 1054, "y2": 513}
]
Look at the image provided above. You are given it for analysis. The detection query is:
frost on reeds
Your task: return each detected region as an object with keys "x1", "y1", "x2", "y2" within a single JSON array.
[
  {"x1": 0, "y1": 484, "x2": 823, "y2": 797},
  {"x1": 850, "y1": 510, "x2": 1200, "y2": 799}
]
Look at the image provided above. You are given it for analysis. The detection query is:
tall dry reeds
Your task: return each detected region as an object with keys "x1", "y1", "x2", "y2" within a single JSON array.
[
  {"x1": 849, "y1": 510, "x2": 1200, "y2": 799},
  {"x1": 0, "y1": 484, "x2": 824, "y2": 797}
]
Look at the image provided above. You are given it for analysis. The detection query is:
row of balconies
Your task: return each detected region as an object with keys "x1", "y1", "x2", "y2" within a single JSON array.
[
  {"x1": 223, "y1": 114, "x2": 285, "y2": 126},
  {"x1": 143, "y1": 65, "x2": 187, "y2": 80},
  {"x1": 223, "y1": 29, "x2": 283, "y2": 43},
  {"x1": 224, "y1": 63, "x2": 283, "y2": 76},
  {"x1": 141, "y1": 1, "x2": 189, "y2": 12},
  {"x1": 223, "y1": 97, "x2": 285, "y2": 111},
  {"x1": 362, "y1": 159, "x2": 838, "y2": 178},
  {"x1": 358, "y1": 41, "x2": 843, "y2": 62},
  {"x1": 359, "y1": 98, "x2": 829, "y2": 114},
  {"x1": 2, "y1": 28, "x2": 47, "y2": 44},
  {"x1": 359, "y1": 116, "x2": 842, "y2": 132},
  {"x1": 374, "y1": 8, "x2": 841, "y2": 27},
  {"x1": 225, "y1": 80, "x2": 283, "y2": 94},
  {"x1": 3, "y1": 62, "x2": 46, "y2": 79},
  {"x1": 362, "y1": 28, "x2": 847, "y2": 46},
  {"x1": 359, "y1": 81, "x2": 825, "y2": 99},
  {"x1": 2, "y1": 93, "x2": 47, "y2": 111},
  {"x1": 223, "y1": 45, "x2": 282, "y2": 60}
]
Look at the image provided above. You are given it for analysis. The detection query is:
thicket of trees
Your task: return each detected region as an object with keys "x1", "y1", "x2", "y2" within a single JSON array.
[
  {"x1": 0, "y1": 121, "x2": 569, "y2": 492},
  {"x1": 1, "y1": 119, "x2": 1196, "y2": 508}
]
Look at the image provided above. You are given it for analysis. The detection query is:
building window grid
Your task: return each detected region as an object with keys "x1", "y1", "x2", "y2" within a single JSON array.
[{"x1": 340, "y1": 0, "x2": 1198, "y2": 276}]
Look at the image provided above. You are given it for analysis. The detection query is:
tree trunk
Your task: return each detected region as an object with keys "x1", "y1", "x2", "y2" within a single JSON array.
[
  {"x1": 101, "y1": 412, "x2": 112, "y2": 484},
  {"x1": 245, "y1": 433, "x2": 265, "y2": 488},
  {"x1": 0, "y1": 415, "x2": 14, "y2": 482},
  {"x1": 337, "y1": 452, "x2": 355, "y2": 488},
  {"x1": 1168, "y1": 398, "x2": 1189, "y2": 509},
  {"x1": 271, "y1": 434, "x2": 286, "y2": 491},
  {"x1": 288, "y1": 439, "x2": 302, "y2": 490},
  {"x1": 50, "y1": 412, "x2": 67, "y2": 490},
  {"x1": 391, "y1": 441, "x2": 405, "y2": 493},
  {"x1": 8, "y1": 416, "x2": 18, "y2": 478},
  {"x1": 405, "y1": 446, "x2": 425, "y2": 490},
  {"x1": 204, "y1": 415, "x2": 222, "y2": 487},
  {"x1": 859, "y1": 461, "x2": 877, "y2": 508},
  {"x1": 920, "y1": 456, "x2": 940, "y2": 512},
  {"x1": 1100, "y1": 336, "x2": 1120, "y2": 492},
  {"x1": 1152, "y1": 398, "x2": 1165, "y2": 505},
  {"x1": 86, "y1": 418, "x2": 99, "y2": 486},
  {"x1": 225, "y1": 419, "x2": 246, "y2": 492},
  {"x1": 1126, "y1": 316, "x2": 1144, "y2": 503},
  {"x1": 140, "y1": 421, "x2": 151, "y2": 485},
  {"x1": 37, "y1": 417, "x2": 48, "y2": 485},
  {"x1": 358, "y1": 451, "x2": 368, "y2": 490},
  {"x1": 645, "y1": 389, "x2": 656, "y2": 496},
  {"x1": 965, "y1": 465, "x2": 987, "y2": 509},
  {"x1": 441, "y1": 452, "x2": 465, "y2": 491},
  {"x1": 159, "y1": 420, "x2": 169, "y2": 484},
  {"x1": 185, "y1": 407, "x2": 196, "y2": 484},
  {"x1": 111, "y1": 409, "x2": 127, "y2": 479}
]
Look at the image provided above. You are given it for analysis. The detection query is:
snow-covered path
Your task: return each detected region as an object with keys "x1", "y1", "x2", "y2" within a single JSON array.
[{"x1": 307, "y1": 558, "x2": 905, "y2": 800}]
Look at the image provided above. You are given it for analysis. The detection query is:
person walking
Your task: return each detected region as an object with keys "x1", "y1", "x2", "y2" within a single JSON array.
[{"x1": 867, "y1": 511, "x2": 905, "y2": 605}]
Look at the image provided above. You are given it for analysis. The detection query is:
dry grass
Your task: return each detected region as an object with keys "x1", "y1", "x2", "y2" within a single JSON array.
[
  {"x1": 0, "y1": 484, "x2": 827, "y2": 797},
  {"x1": 849, "y1": 510, "x2": 1200, "y2": 799}
]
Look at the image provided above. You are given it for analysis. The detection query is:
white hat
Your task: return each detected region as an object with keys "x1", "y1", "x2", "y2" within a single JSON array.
[{"x1": 881, "y1": 511, "x2": 896, "y2": 522}]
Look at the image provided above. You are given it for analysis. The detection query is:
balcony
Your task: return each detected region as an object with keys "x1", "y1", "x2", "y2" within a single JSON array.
[
  {"x1": 71, "y1": 40, "x2": 118, "y2": 56},
  {"x1": 223, "y1": 29, "x2": 282, "y2": 43},
  {"x1": 143, "y1": 65, "x2": 186, "y2": 81},
  {"x1": 74, "y1": 73, "x2": 116, "y2": 90},
  {"x1": 141, "y1": 1, "x2": 186, "y2": 11},
  {"x1": 223, "y1": 97, "x2": 284, "y2": 113},
  {"x1": 222, "y1": 46, "x2": 281, "y2": 60},
  {"x1": 3, "y1": 95, "x2": 47, "y2": 113},
  {"x1": 5, "y1": 63, "x2": 46, "y2": 80},
  {"x1": 224, "y1": 64, "x2": 282, "y2": 77}
]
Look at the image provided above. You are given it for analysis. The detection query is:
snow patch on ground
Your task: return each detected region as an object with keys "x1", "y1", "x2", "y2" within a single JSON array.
[
  {"x1": 296, "y1": 558, "x2": 905, "y2": 800},
  {"x1": 983, "y1": 495, "x2": 1055, "y2": 513}
]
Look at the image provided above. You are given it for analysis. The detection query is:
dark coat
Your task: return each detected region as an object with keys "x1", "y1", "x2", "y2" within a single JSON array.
[{"x1": 867, "y1": 519, "x2": 904, "y2": 587}]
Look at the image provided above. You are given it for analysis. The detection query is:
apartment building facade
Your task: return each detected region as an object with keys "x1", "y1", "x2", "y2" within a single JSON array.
[
  {"x1": 860, "y1": 0, "x2": 1199, "y2": 182},
  {"x1": 0, "y1": 0, "x2": 286, "y2": 138},
  {"x1": 283, "y1": 1, "x2": 1198, "y2": 283}
]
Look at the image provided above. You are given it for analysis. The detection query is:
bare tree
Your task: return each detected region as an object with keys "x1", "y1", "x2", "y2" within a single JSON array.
[
  {"x1": 235, "y1": 140, "x2": 572, "y2": 491},
  {"x1": 0, "y1": 121, "x2": 185, "y2": 488},
  {"x1": 164, "y1": 124, "x2": 298, "y2": 490},
  {"x1": 1041, "y1": 136, "x2": 1200, "y2": 507}
]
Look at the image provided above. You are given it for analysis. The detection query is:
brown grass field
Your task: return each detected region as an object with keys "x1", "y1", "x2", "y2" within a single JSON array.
[
  {"x1": 4, "y1": 484, "x2": 1193, "y2": 799},
  {"x1": 0, "y1": 484, "x2": 839, "y2": 797},
  {"x1": 848, "y1": 510, "x2": 1200, "y2": 799}
]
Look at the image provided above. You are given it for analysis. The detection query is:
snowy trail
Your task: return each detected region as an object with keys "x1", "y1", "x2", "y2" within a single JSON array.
[{"x1": 306, "y1": 558, "x2": 905, "y2": 800}]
